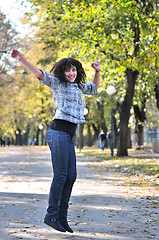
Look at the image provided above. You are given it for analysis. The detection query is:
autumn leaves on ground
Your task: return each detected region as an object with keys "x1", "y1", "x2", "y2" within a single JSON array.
[
  {"x1": 0, "y1": 146, "x2": 158, "y2": 240},
  {"x1": 77, "y1": 147, "x2": 159, "y2": 178}
]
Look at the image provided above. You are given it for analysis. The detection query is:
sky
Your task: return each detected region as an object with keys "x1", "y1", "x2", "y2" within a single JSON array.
[{"x1": 0, "y1": 0, "x2": 32, "y2": 34}]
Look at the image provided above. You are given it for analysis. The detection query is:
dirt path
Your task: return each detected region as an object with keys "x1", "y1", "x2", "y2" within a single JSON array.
[{"x1": 0, "y1": 146, "x2": 158, "y2": 240}]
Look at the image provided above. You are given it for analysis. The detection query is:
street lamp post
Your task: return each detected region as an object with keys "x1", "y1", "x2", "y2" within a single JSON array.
[
  {"x1": 107, "y1": 85, "x2": 116, "y2": 157},
  {"x1": 39, "y1": 124, "x2": 43, "y2": 145},
  {"x1": 110, "y1": 108, "x2": 114, "y2": 156}
]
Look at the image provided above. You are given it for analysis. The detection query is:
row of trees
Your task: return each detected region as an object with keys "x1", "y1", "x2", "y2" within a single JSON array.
[{"x1": 0, "y1": 0, "x2": 159, "y2": 155}]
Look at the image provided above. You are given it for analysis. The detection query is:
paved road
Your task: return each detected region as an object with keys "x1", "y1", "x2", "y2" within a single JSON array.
[{"x1": 0, "y1": 146, "x2": 159, "y2": 240}]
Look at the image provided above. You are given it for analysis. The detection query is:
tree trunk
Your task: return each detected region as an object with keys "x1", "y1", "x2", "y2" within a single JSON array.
[
  {"x1": 87, "y1": 124, "x2": 92, "y2": 146},
  {"x1": 41, "y1": 128, "x2": 44, "y2": 145},
  {"x1": 117, "y1": 69, "x2": 138, "y2": 156},
  {"x1": 44, "y1": 123, "x2": 49, "y2": 145},
  {"x1": 35, "y1": 127, "x2": 40, "y2": 146},
  {"x1": 77, "y1": 123, "x2": 84, "y2": 150},
  {"x1": 81, "y1": 123, "x2": 84, "y2": 148},
  {"x1": 135, "y1": 124, "x2": 144, "y2": 148},
  {"x1": 92, "y1": 123, "x2": 100, "y2": 144},
  {"x1": 134, "y1": 103, "x2": 146, "y2": 148},
  {"x1": 127, "y1": 128, "x2": 132, "y2": 148},
  {"x1": 23, "y1": 124, "x2": 30, "y2": 145},
  {"x1": 15, "y1": 128, "x2": 23, "y2": 145},
  {"x1": 155, "y1": 84, "x2": 159, "y2": 109}
]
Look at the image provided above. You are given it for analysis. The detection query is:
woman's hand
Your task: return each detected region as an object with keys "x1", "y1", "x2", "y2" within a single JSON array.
[
  {"x1": 11, "y1": 49, "x2": 23, "y2": 61},
  {"x1": 91, "y1": 60, "x2": 100, "y2": 72},
  {"x1": 91, "y1": 61, "x2": 100, "y2": 88}
]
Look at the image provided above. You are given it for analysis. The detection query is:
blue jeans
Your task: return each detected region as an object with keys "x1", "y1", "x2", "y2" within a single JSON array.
[
  {"x1": 46, "y1": 129, "x2": 77, "y2": 219},
  {"x1": 100, "y1": 140, "x2": 105, "y2": 150}
]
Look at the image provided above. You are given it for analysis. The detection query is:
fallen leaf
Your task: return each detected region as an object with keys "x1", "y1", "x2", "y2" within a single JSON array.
[
  {"x1": 9, "y1": 231, "x2": 17, "y2": 234},
  {"x1": 82, "y1": 209, "x2": 87, "y2": 212},
  {"x1": 75, "y1": 222, "x2": 82, "y2": 225},
  {"x1": 15, "y1": 221, "x2": 28, "y2": 224}
]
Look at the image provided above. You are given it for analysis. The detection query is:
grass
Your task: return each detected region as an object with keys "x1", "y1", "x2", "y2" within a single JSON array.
[{"x1": 75, "y1": 147, "x2": 159, "y2": 178}]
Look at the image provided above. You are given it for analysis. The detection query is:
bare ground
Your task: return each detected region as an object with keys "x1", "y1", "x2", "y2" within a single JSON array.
[{"x1": 0, "y1": 146, "x2": 158, "y2": 240}]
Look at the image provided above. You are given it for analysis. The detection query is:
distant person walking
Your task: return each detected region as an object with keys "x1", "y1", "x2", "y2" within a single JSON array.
[
  {"x1": 11, "y1": 49, "x2": 100, "y2": 233},
  {"x1": 98, "y1": 130, "x2": 106, "y2": 151}
]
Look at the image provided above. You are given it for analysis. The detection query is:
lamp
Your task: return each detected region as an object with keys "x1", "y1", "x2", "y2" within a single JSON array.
[
  {"x1": 39, "y1": 124, "x2": 43, "y2": 130},
  {"x1": 107, "y1": 85, "x2": 116, "y2": 95}
]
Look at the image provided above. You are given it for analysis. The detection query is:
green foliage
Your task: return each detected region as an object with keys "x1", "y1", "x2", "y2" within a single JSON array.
[
  {"x1": 0, "y1": 11, "x2": 21, "y2": 139},
  {"x1": 1, "y1": 0, "x2": 158, "y2": 144},
  {"x1": 24, "y1": 0, "x2": 158, "y2": 95}
]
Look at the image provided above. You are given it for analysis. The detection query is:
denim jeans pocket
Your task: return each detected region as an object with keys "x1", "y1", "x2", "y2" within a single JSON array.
[
  {"x1": 46, "y1": 129, "x2": 54, "y2": 143},
  {"x1": 46, "y1": 129, "x2": 71, "y2": 145}
]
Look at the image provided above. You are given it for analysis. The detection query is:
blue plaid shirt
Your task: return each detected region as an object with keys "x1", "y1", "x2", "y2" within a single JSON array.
[{"x1": 38, "y1": 70, "x2": 97, "y2": 124}]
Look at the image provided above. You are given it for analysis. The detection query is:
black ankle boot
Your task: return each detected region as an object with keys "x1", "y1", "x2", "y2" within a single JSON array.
[
  {"x1": 60, "y1": 219, "x2": 73, "y2": 233},
  {"x1": 44, "y1": 216, "x2": 66, "y2": 232},
  {"x1": 59, "y1": 209, "x2": 73, "y2": 233}
]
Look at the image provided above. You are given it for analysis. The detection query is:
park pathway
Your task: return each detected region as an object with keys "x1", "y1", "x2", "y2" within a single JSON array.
[{"x1": 0, "y1": 146, "x2": 159, "y2": 240}]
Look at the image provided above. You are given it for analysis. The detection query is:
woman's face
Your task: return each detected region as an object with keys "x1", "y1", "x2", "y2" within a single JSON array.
[{"x1": 64, "y1": 65, "x2": 77, "y2": 83}]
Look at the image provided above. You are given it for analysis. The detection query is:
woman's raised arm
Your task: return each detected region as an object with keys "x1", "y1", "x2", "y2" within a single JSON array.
[{"x1": 11, "y1": 49, "x2": 44, "y2": 81}]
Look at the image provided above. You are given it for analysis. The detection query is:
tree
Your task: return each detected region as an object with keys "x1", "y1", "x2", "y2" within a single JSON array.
[
  {"x1": 0, "y1": 34, "x2": 54, "y2": 144},
  {"x1": 19, "y1": 0, "x2": 159, "y2": 153},
  {"x1": 0, "y1": 10, "x2": 21, "y2": 142},
  {"x1": 0, "y1": 10, "x2": 19, "y2": 77}
]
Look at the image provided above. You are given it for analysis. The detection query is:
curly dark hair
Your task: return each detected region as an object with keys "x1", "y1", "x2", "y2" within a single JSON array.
[{"x1": 50, "y1": 58, "x2": 86, "y2": 89}]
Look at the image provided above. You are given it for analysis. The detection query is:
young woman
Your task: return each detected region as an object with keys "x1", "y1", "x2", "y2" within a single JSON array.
[{"x1": 11, "y1": 49, "x2": 100, "y2": 233}]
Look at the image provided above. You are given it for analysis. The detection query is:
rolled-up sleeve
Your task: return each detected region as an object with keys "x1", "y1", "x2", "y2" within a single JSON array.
[
  {"x1": 37, "y1": 69, "x2": 59, "y2": 88},
  {"x1": 82, "y1": 81, "x2": 97, "y2": 95}
]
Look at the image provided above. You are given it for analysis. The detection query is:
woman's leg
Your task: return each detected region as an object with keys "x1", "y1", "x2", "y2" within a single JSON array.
[
  {"x1": 59, "y1": 137, "x2": 77, "y2": 233},
  {"x1": 44, "y1": 129, "x2": 71, "y2": 232}
]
